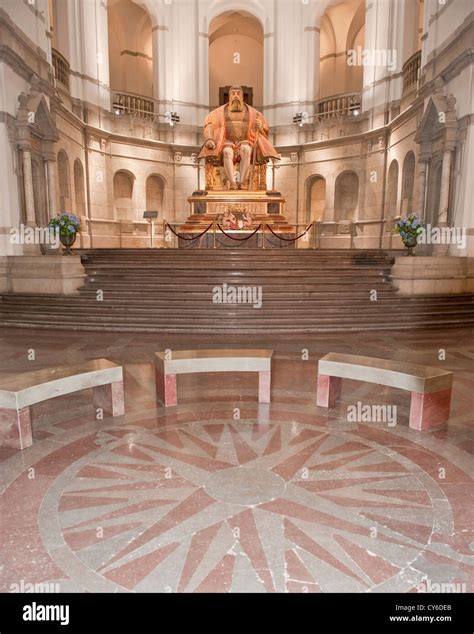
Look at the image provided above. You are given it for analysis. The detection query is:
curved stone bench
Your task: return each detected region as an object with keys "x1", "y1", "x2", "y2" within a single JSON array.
[
  {"x1": 0, "y1": 359, "x2": 124, "y2": 450},
  {"x1": 316, "y1": 352, "x2": 453, "y2": 431},
  {"x1": 155, "y1": 349, "x2": 273, "y2": 407}
]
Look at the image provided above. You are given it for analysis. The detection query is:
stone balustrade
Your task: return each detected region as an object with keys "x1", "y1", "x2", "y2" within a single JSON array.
[
  {"x1": 112, "y1": 92, "x2": 155, "y2": 118},
  {"x1": 402, "y1": 50, "x2": 421, "y2": 94},
  {"x1": 52, "y1": 48, "x2": 70, "y2": 91},
  {"x1": 316, "y1": 92, "x2": 361, "y2": 119}
]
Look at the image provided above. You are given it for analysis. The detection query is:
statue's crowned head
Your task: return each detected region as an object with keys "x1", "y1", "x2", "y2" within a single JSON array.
[{"x1": 228, "y1": 85, "x2": 244, "y2": 112}]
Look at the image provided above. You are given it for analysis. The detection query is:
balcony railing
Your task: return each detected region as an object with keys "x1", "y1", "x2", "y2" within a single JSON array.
[
  {"x1": 402, "y1": 50, "x2": 421, "y2": 94},
  {"x1": 52, "y1": 48, "x2": 70, "y2": 91},
  {"x1": 112, "y1": 91, "x2": 155, "y2": 118},
  {"x1": 317, "y1": 92, "x2": 361, "y2": 119}
]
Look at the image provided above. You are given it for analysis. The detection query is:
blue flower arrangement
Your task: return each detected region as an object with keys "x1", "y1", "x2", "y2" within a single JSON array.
[
  {"x1": 48, "y1": 213, "x2": 81, "y2": 236},
  {"x1": 394, "y1": 213, "x2": 424, "y2": 254}
]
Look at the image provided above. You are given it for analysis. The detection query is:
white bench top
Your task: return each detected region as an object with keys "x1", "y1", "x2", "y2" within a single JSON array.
[
  {"x1": 0, "y1": 359, "x2": 122, "y2": 409},
  {"x1": 155, "y1": 349, "x2": 273, "y2": 374},
  {"x1": 319, "y1": 353, "x2": 452, "y2": 394}
]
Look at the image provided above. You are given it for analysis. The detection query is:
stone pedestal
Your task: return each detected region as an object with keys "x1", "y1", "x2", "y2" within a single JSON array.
[
  {"x1": 0, "y1": 257, "x2": 8, "y2": 293},
  {"x1": 391, "y1": 256, "x2": 474, "y2": 295},
  {"x1": 6, "y1": 255, "x2": 86, "y2": 295}
]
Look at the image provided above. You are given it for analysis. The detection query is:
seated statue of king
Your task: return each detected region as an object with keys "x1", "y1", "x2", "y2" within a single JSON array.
[{"x1": 198, "y1": 86, "x2": 280, "y2": 190}]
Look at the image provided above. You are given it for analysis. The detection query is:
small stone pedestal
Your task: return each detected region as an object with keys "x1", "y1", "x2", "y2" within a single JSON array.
[
  {"x1": 391, "y1": 256, "x2": 474, "y2": 295},
  {"x1": 5, "y1": 255, "x2": 86, "y2": 295}
]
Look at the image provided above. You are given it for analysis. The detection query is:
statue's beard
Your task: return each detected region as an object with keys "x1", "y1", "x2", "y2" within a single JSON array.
[{"x1": 230, "y1": 98, "x2": 243, "y2": 112}]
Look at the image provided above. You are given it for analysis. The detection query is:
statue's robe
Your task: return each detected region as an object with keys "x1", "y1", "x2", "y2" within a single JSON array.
[{"x1": 198, "y1": 104, "x2": 279, "y2": 162}]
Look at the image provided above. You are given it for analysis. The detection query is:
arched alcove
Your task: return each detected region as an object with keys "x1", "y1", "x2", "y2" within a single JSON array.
[
  {"x1": 209, "y1": 11, "x2": 263, "y2": 108},
  {"x1": 146, "y1": 174, "x2": 164, "y2": 216},
  {"x1": 386, "y1": 160, "x2": 399, "y2": 218},
  {"x1": 57, "y1": 150, "x2": 70, "y2": 211},
  {"x1": 334, "y1": 171, "x2": 359, "y2": 221},
  {"x1": 319, "y1": 0, "x2": 365, "y2": 99},
  {"x1": 113, "y1": 170, "x2": 134, "y2": 220},
  {"x1": 108, "y1": 0, "x2": 153, "y2": 98},
  {"x1": 74, "y1": 159, "x2": 86, "y2": 218},
  {"x1": 401, "y1": 151, "x2": 416, "y2": 215},
  {"x1": 306, "y1": 176, "x2": 326, "y2": 222}
]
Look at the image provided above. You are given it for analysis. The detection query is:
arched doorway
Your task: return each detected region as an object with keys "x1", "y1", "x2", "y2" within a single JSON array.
[
  {"x1": 113, "y1": 170, "x2": 134, "y2": 220},
  {"x1": 208, "y1": 11, "x2": 263, "y2": 108},
  {"x1": 334, "y1": 171, "x2": 359, "y2": 221}
]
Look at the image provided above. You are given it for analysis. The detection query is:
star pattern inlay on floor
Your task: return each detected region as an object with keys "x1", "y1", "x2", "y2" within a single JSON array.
[{"x1": 0, "y1": 328, "x2": 473, "y2": 594}]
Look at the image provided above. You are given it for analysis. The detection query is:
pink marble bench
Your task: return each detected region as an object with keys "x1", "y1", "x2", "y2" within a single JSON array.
[
  {"x1": 155, "y1": 349, "x2": 273, "y2": 407},
  {"x1": 0, "y1": 359, "x2": 124, "y2": 450},
  {"x1": 316, "y1": 353, "x2": 453, "y2": 431}
]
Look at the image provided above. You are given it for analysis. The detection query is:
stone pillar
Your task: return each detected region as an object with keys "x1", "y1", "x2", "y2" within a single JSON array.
[
  {"x1": 416, "y1": 158, "x2": 429, "y2": 219},
  {"x1": 438, "y1": 149, "x2": 452, "y2": 225},
  {"x1": 300, "y1": 25, "x2": 320, "y2": 105},
  {"x1": 433, "y1": 149, "x2": 453, "y2": 256},
  {"x1": 22, "y1": 148, "x2": 36, "y2": 226},
  {"x1": 46, "y1": 160, "x2": 57, "y2": 220}
]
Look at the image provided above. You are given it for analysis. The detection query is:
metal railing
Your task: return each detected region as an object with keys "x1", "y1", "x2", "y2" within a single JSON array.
[
  {"x1": 112, "y1": 91, "x2": 155, "y2": 118},
  {"x1": 52, "y1": 48, "x2": 70, "y2": 91},
  {"x1": 316, "y1": 92, "x2": 361, "y2": 119},
  {"x1": 402, "y1": 50, "x2": 421, "y2": 94}
]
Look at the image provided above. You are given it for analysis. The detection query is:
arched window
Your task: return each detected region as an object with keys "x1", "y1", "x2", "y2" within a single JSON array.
[
  {"x1": 334, "y1": 171, "x2": 359, "y2": 222},
  {"x1": 113, "y1": 170, "x2": 134, "y2": 221},
  {"x1": 146, "y1": 175, "x2": 164, "y2": 216},
  {"x1": 57, "y1": 150, "x2": 70, "y2": 211},
  {"x1": 401, "y1": 152, "x2": 415, "y2": 215},
  {"x1": 386, "y1": 160, "x2": 398, "y2": 218},
  {"x1": 74, "y1": 159, "x2": 86, "y2": 218},
  {"x1": 209, "y1": 11, "x2": 263, "y2": 108}
]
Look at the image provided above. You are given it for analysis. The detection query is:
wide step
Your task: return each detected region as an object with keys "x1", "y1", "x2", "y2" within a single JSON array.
[{"x1": 1, "y1": 248, "x2": 473, "y2": 333}]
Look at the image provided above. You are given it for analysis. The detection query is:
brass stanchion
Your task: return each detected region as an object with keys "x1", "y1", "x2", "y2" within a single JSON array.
[
  {"x1": 262, "y1": 223, "x2": 266, "y2": 249},
  {"x1": 163, "y1": 220, "x2": 167, "y2": 249},
  {"x1": 312, "y1": 221, "x2": 316, "y2": 249},
  {"x1": 213, "y1": 219, "x2": 216, "y2": 249}
]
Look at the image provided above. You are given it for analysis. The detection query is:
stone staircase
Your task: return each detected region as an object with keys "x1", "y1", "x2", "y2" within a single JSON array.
[{"x1": 1, "y1": 249, "x2": 474, "y2": 333}]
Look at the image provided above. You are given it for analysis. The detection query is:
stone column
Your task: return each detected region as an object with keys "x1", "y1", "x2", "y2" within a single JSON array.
[
  {"x1": 416, "y1": 158, "x2": 429, "y2": 219},
  {"x1": 300, "y1": 25, "x2": 320, "y2": 106},
  {"x1": 46, "y1": 160, "x2": 57, "y2": 220},
  {"x1": 22, "y1": 148, "x2": 36, "y2": 226},
  {"x1": 438, "y1": 149, "x2": 452, "y2": 225},
  {"x1": 433, "y1": 149, "x2": 453, "y2": 256}
]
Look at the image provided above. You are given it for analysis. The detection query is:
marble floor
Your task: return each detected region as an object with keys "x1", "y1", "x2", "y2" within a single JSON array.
[{"x1": 0, "y1": 327, "x2": 473, "y2": 593}]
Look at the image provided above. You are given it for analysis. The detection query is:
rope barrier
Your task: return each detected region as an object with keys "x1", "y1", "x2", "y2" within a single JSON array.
[
  {"x1": 216, "y1": 224, "x2": 262, "y2": 241},
  {"x1": 165, "y1": 222, "x2": 213, "y2": 241},
  {"x1": 266, "y1": 222, "x2": 313, "y2": 242}
]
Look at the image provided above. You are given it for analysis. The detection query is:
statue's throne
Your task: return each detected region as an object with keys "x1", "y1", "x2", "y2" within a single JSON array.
[{"x1": 204, "y1": 157, "x2": 268, "y2": 191}]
